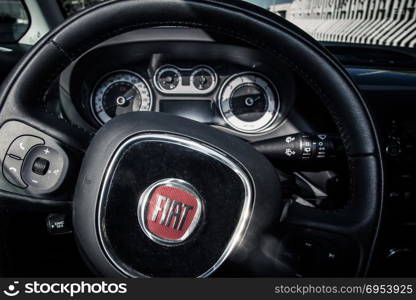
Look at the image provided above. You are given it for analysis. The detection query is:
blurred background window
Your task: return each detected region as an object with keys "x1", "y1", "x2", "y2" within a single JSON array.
[
  {"x1": 0, "y1": 0, "x2": 29, "y2": 43},
  {"x1": 56, "y1": 0, "x2": 416, "y2": 48}
]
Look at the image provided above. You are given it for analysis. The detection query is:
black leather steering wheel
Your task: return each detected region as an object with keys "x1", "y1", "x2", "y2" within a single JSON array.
[{"x1": 0, "y1": 0, "x2": 383, "y2": 277}]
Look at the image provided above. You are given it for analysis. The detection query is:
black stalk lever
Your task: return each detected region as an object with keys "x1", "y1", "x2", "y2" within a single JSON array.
[{"x1": 253, "y1": 133, "x2": 341, "y2": 163}]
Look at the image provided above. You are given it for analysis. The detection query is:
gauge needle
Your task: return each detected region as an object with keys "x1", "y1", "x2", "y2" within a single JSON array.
[{"x1": 105, "y1": 96, "x2": 135, "y2": 109}]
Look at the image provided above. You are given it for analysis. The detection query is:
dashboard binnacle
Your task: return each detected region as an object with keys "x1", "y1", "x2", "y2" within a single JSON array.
[
  {"x1": 90, "y1": 68, "x2": 279, "y2": 133},
  {"x1": 58, "y1": 29, "x2": 296, "y2": 138}
]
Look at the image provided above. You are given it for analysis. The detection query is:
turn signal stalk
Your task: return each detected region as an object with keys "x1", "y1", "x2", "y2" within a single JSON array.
[{"x1": 253, "y1": 133, "x2": 341, "y2": 162}]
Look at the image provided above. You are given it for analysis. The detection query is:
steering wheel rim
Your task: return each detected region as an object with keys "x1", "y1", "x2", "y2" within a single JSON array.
[{"x1": 0, "y1": 0, "x2": 383, "y2": 277}]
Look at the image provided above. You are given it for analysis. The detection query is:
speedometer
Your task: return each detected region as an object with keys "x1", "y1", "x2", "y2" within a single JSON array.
[
  {"x1": 91, "y1": 71, "x2": 152, "y2": 124},
  {"x1": 218, "y1": 72, "x2": 279, "y2": 133}
]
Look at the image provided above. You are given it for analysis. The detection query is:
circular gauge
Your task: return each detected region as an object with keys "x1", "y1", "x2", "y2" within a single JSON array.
[
  {"x1": 191, "y1": 66, "x2": 217, "y2": 91},
  {"x1": 155, "y1": 66, "x2": 181, "y2": 91},
  {"x1": 91, "y1": 71, "x2": 152, "y2": 124},
  {"x1": 218, "y1": 73, "x2": 279, "y2": 133}
]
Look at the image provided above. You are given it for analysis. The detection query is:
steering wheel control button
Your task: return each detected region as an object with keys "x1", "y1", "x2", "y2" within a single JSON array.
[
  {"x1": 7, "y1": 135, "x2": 44, "y2": 159},
  {"x1": 46, "y1": 214, "x2": 72, "y2": 235},
  {"x1": 138, "y1": 179, "x2": 203, "y2": 246},
  {"x1": 2, "y1": 155, "x2": 27, "y2": 188},
  {"x1": 32, "y1": 157, "x2": 50, "y2": 176},
  {"x1": 21, "y1": 145, "x2": 69, "y2": 194}
]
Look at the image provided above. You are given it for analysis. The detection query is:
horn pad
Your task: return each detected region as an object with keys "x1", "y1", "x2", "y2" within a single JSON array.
[{"x1": 73, "y1": 112, "x2": 281, "y2": 277}]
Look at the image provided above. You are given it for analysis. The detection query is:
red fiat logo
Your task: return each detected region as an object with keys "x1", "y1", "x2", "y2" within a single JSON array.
[{"x1": 138, "y1": 179, "x2": 203, "y2": 245}]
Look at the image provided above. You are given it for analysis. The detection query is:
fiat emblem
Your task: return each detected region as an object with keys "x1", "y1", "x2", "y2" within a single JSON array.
[{"x1": 138, "y1": 178, "x2": 203, "y2": 246}]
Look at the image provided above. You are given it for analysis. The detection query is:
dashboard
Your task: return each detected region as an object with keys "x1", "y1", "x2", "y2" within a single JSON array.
[{"x1": 56, "y1": 28, "x2": 299, "y2": 141}]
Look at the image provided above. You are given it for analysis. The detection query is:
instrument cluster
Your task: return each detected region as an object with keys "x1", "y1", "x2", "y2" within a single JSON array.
[{"x1": 88, "y1": 64, "x2": 282, "y2": 135}]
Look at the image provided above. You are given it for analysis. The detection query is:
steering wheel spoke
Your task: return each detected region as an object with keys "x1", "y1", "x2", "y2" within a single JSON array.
[
  {"x1": 284, "y1": 156, "x2": 381, "y2": 233},
  {"x1": 0, "y1": 99, "x2": 92, "y2": 152},
  {"x1": 281, "y1": 155, "x2": 382, "y2": 276},
  {"x1": 0, "y1": 188, "x2": 71, "y2": 212}
]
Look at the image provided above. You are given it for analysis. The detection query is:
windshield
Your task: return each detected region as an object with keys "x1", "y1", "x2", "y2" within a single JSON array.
[{"x1": 57, "y1": 0, "x2": 415, "y2": 49}]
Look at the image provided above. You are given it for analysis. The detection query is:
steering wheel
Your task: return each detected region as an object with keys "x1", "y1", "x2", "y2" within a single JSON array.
[{"x1": 0, "y1": 0, "x2": 382, "y2": 277}]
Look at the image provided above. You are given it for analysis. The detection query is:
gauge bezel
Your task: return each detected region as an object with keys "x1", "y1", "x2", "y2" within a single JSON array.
[
  {"x1": 217, "y1": 72, "x2": 280, "y2": 134},
  {"x1": 190, "y1": 65, "x2": 217, "y2": 93},
  {"x1": 154, "y1": 65, "x2": 182, "y2": 93},
  {"x1": 90, "y1": 70, "x2": 153, "y2": 125},
  {"x1": 153, "y1": 65, "x2": 217, "y2": 95}
]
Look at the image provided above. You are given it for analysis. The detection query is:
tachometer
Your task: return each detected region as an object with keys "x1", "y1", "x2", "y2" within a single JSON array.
[
  {"x1": 218, "y1": 73, "x2": 279, "y2": 133},
  {"x1": 91, "y1": 71, "x2": 152, "y2": 124}
]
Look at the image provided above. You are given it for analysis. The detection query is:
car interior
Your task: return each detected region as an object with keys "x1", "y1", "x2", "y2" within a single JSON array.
[{"x1": 0, "y1": 0, "x2": 415, "y2": 278}]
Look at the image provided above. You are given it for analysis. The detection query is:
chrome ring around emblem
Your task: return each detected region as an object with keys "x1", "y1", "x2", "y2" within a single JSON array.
[
  {"x1": 97, "y1": 133, "x2": 254, "y2": 278},
  {"x1": 137, "y1": 178, "x2": 204, "y2": 246}
]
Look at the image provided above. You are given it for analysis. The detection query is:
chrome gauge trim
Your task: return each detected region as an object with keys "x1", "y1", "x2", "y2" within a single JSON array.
[
  {"x1": 137, "y1": 178, "x2": 204, "y2": 246},
  {"x1": 218, "y1": 72, "x2": 280, "y2": 134},
  {"x1": 90, "y1": 70, "x2": 153, "y2": 125},
  {"x1": 97, "y1": 133, "x2": 254, "y2": 278},
  {"x1": 154, "y1": 65, "x2": 181, "y2": 92},
  {"x1": 190, "y1": 65, "x2": 217, "y2": 93},
  {"x1": 154, "y1": 65, "x2": 217, "y2": 95}
]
